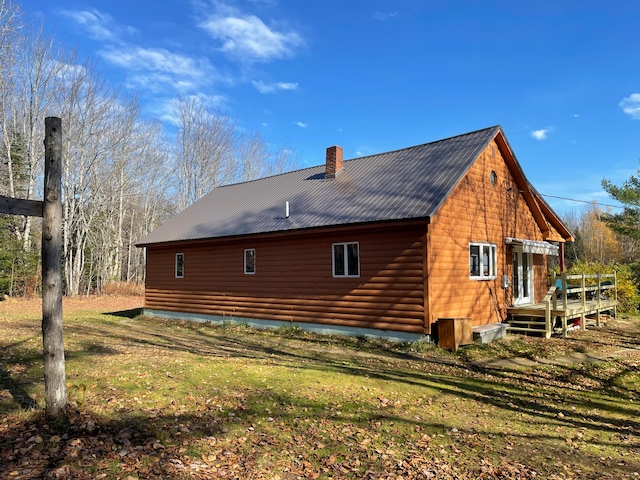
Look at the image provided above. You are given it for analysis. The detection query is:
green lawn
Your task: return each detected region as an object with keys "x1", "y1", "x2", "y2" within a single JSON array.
[{"x1": 1, "y1": 300, "x2": 639, "y2": 479}]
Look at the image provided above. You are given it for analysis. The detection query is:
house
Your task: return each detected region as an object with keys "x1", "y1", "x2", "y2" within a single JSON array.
[{"x1": 136, "y1": 126, "x2": 573, "y2": 342}]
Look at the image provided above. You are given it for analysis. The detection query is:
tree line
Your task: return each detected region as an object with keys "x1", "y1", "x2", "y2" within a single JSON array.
[
  {"x1": 561, "y1": 200, "x2": 640, "y2": 313},
  {"x1": 0, "y1": 1, "x2": 296, "y2": 296}
]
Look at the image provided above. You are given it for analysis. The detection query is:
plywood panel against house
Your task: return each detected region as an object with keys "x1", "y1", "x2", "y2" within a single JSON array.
[
  {"x1": 145, "y1": 223, "x2": 427, "y2": 333},
  {"x1": 427, "y1": 140, "x2": 550, "y2": 326}
]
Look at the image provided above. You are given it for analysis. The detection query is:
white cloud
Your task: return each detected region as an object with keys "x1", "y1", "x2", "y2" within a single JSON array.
[
  {"x1": 620, "y1": 93, "x2": 640, "y2": 119},
  {"x1": 295, "y1": 121, "x2": 307, "y2": 128},
  {"x1": 61, "y1": 9, "x2": 221, "y2": 95},
  {"x1": 101, "y1": 46, "x2": 201, "y2": 74},
  {"x1": 530, "y1": 129, "x2": 549, "y2": 140},
  {"x1": 372, "y1": 11, "x2": 398, "y2": 20},
  {"x1": 60, "y1": 9, "x2": 136, "y2": 42},
  {"x1": 199, "y1": 6, "x2": 303, "y2": 62},
  {"x1": 252, "y1": 80, "x2": 298, "y2": 93},
  {"x1": 247, "y1": 0, "x2": 278, "y2": 6},
  {"x1": 99, "y1": 46, "x2": 221, "y2": 91}
]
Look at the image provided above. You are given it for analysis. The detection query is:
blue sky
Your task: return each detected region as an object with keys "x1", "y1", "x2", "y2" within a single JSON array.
[{"x1": 21, "y1": 0, "x2": 640, "y2": 216}]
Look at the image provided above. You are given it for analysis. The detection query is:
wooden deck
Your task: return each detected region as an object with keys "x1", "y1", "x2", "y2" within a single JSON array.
[{"x1": 506, "y1": 273, "x2": 618, "y2": 338}]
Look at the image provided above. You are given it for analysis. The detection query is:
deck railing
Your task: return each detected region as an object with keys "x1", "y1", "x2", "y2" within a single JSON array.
[
  {"x1": 508, "y1": 272, "x2": 618, "y2": 338},
  {"x1": 550, "y1": 272, "x2": 617, "y2": 316}
]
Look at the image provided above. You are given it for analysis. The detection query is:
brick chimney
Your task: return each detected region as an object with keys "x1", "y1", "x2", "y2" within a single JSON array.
[{"x1": 325, "y1": 145, "x2": 343, "y2": 178}]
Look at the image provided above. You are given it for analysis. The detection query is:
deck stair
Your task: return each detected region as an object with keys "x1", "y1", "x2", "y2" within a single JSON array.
[
  {"x1": 507, "y1": 289, "x2": 554, "y2": 337},
  {"x1": 506, "y1": 314, "x2": 547, "y2": 335}
]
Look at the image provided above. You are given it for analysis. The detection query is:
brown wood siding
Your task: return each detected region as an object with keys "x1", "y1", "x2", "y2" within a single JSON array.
[
  {"x1": 145, "y1": 224, "x2": 426, "y2": 333},
  {"x1": 428, "y1": 140, "x2": 550, "y2": 327}
]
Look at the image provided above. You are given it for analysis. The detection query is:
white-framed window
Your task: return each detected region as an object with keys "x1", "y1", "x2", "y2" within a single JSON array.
[
  {"x1": 469, "y1": 243, "x2": 497, "y2": 280},
  {"x1": 333, "y1": 242, "x2": 360, "y2": 278},
  {"x1": 244, "y1": 248, "x2": 256, "y2": 274},
  {"x1": 175, "y1": 253, "x2": 184, "y2": 278}
]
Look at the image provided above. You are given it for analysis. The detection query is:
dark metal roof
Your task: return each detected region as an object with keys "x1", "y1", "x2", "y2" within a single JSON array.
[{"x1": 137, "y1": 125, "x2": 501, "y2": 246}]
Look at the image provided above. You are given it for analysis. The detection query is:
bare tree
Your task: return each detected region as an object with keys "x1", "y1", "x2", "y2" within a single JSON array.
[
  {"x1": 92, "y1": 117, "x2": 170, "y2": 289},
  {"x1": 126, "y1": 137, "x2": 175, "y2": 283},
  {"x1": 12, "y1": 25, "x2": 63, "y2": 251},
  {"x1": 235, "y1": 131, "x2": 298, "y2": 182},
  {"x1": 172, "y1": 97, "x2": 299, "y2": 209},
  {"x1": 0, "y1": 0, "x2": 24, "y2": 225},
  {"x1": 53, "y1": 55, "x2": 153, "y2": 294},
  {"x1": 172, "y1": 96, "x2": 237, "y2": 210}
]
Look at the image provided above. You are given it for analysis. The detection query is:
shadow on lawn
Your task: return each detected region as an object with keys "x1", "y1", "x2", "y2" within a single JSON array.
[
  {"x1": 0, "y1": 366, "x2": 37, "y2": 410},
  {"x1": 106, "y1": 308, "x2": 144, "y2": 318},
  {"x1": 0, "y1": 339, "x2": 41, "y2": 412},
  {"x1": 2, "y1": 382, "x2": 639, "y2": 479},
  {"x1": 63, "y1": 317, "x2": 640, "y2": 439},
  {"x1": 3, "y1": 315, "x2": 640, "y2": 478}
]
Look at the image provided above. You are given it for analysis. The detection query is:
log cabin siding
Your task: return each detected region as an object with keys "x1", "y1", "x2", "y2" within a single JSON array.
[
  {"x1": 427, "y1": 140, "x2": 551, "y2": 326},
  {"x1": 145, "y1": 224, "x2": 427, "y2": 333}
]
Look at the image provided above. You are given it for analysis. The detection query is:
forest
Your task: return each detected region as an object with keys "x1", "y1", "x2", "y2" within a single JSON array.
[{"x1": 0, "y1": 1, "x2": 296, "y2": 297}]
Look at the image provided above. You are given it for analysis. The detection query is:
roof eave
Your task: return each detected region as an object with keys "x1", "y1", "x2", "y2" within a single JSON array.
[
  {"x1": 494, "y1": 130, "x2": 572, "y2": 243},
  {"x1": 136, "y1": 216, "x2": 432, "y2": 248}
]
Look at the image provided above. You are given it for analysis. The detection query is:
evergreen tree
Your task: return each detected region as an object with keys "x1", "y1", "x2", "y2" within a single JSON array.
[
  {"x1": 601, "y1": 172, "x2": 640, "y2": 239},
  {"x1": 0, "y1": 131, "x2": 39, "y2": 296}
]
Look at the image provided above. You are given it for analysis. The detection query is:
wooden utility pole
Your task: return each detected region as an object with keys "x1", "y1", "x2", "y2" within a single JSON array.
[
  {"x1": 42, "y1": 117, "x2": 66, "y2": 418},
  {"x1": 0, "y1": 117, "x2": 66, "y2": 418}
]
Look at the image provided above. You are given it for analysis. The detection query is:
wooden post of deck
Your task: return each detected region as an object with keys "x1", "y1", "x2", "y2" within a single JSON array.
[
  {"x1": 614, "y1": 271, "x2": 618, "y2": 318},
  {"x1": 552, "y1": 271, "x2": 558, "y2": 311},
  {"x1": 561, "y1": 272, "x2": 568, "y2": 335},
  {"x1": 545, "y1": 295, "x2": 552, "y2": 339},
  {"x1": 580, "y1": 273, "x2": 586, "y2": 330},
  {"x1": 596, "y1": 273, "x2": 601, "y2": 327}
]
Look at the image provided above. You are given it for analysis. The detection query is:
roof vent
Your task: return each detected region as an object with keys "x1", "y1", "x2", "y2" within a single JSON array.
[{"x1": 325, "y1": 145, "x2": 343, "y2": 179}]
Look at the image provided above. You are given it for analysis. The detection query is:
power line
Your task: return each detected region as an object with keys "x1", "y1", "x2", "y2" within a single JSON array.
[{"x1": 539, "y1": 193, "x2": 624, "y2": 210}]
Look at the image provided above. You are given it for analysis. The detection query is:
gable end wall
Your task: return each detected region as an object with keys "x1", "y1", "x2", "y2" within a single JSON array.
[{"x1": 427, "y1": 140, "x2": 549, "y2": 326}]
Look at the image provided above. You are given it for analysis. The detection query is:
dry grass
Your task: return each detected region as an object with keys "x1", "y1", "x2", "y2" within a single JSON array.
[
  {"x1": 0, "y1": 294, "x2": 142, "y2": 316},
  {"x1": 101, "y1": 282, "x2": 145, "y2": 297}
]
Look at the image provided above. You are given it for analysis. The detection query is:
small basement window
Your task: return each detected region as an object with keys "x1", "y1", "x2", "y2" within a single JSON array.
[
  {"x1": 175, "y1": 253, "x2": 184, "y2": 278},
  {"x1": 469, "y1": 243, "x2": 496, "y2": 280},
  {"x1": 244, "y1": 249, "x2": 256, "y2": 274},
  {"x1": 333, "y1": 242, "x2": 360, "y2": 278}
]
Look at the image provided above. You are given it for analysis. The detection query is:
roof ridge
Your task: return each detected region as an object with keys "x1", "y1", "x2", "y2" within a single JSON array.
[
  {"x1": 343, "y1": 124, "x2": 502, "y2": 163},
  {"x1": 217, "y1": 125, "x2": 502, "y2": 189}
]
